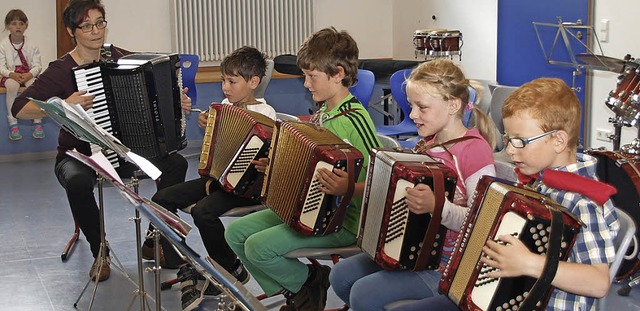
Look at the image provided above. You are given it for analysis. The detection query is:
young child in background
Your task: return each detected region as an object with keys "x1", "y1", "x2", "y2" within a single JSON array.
[
  {"x1": 391, "y1": 77, "x2": 619, "y2": 311},
  {"x1": 12, "y1": 0, "x2": 190, "y2": 282},
  {"x1": 224, "y1": 27, "x2": 381, "y2": 311},
  {"x1": 329, "y1": 58, "x2": 497, "y2": 311},
  {"x1": 143, "y1": 46, "x2": 276, "y2": 311},
  {"x1": 0, "y1": 9, "x2": 43, "y2": 140}
]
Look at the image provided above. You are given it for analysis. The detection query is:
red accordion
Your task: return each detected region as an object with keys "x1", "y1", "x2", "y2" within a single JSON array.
[
  {"x1": 439, "y1": 176, "x2": 583, "y2": 311},
  {"x1": 261, "y1": 121, "x2": 363, "y2": 236},
  {"x1": 357, "y1": 148, "x2": 457, "y2": 271},
  {"x1": 197, "y1": 103, "x2": 274, "y2": 200}
]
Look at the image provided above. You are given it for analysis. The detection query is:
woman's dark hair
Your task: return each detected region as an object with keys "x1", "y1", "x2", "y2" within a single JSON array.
[{"x1": 62, "y1": 0, "x2": 105, "y2": 30}]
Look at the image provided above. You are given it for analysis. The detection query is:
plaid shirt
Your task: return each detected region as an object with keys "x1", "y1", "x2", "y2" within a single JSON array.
[{"x1": 532, "y1": 153, "x2": 619, "y2": 311}]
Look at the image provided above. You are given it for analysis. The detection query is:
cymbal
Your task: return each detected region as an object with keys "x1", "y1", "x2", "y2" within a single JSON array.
[{"x1": 576, "y1": 53, "x2": 626, "y2": 73}]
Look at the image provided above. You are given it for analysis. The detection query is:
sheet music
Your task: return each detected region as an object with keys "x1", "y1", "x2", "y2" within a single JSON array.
[
  {"x1": 31, "y1": 96, "x2": 161, "y2": 180},
  {"x1": 66, "y1": 149, "x2": 191, "y2": 238}
]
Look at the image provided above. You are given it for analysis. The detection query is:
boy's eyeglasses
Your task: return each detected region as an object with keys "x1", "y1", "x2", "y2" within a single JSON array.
[
  {"x1": 77, "y1": 20, "x2": 107, "y2": 33},
  {"x1": 502, "y1": 130, "x2": 558, "y2": 149}
]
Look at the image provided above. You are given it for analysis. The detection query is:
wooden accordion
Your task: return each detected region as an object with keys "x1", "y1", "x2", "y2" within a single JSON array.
[
  {"x1": 439, "y1": 176, "x2": 583, "y2": 311},
  {"x1": 261, "y1": 121, "x2": 364, "y2": 236},
  {"x1": 357, "y1": 148, "x2": 457, "y2": 271},
  {"x1": 73, "y1": 53, "x2": 187, "y2": 168},
  {"x1": 198, "y1": 103, "x2": 275, "y2": 200}
]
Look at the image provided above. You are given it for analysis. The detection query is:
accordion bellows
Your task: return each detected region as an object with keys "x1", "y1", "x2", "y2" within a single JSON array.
[
  {"x1": 198, "y1": 104, "x2": 274, "y2": 199},
  {"x1": 262, "y1": 121, "x2": 363, "y2": 236},
  {"x1": 357, "y1": 148, "x2": 457, "y2": 271},
  {"x1": 439, "y1": 176, "x2": 582, "y2": 311}
]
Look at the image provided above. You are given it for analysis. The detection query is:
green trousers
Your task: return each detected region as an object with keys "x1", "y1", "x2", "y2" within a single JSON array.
[{"x1": 225, "y1": 209, "x2": 356, "y2": 296}]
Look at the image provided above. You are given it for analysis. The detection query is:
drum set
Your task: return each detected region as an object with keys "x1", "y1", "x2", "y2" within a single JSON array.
[
  {"x1": 586, "y1": 54, "x2": 640, "y2": 292},
  {"x1": 413, "y1": 29, "x2": 463, "y2": 60}
]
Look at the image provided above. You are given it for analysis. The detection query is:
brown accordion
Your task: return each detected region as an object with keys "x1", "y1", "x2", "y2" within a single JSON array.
[
  {"x1": 439, "y1": 175, "x2": 583, "y2": 311},
  {"x1": 198, "y1": 103, "x2": 274, "y2": 200},
  {"x1": 357, "y1": 148, "x2": 457, "y2": 271},
  {"x1": 261, "y1": 121, "x2": 364, "y2": 236}
]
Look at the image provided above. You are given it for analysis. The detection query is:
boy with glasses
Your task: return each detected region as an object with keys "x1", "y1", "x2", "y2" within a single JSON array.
[{"x1": 392, "y1": 77, "x2": 620, "y2": 311}]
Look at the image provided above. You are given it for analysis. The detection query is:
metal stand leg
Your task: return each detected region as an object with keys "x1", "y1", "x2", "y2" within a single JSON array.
[
  {"x1": 128, "y1": 174, "x2": 164, "y2": 311},
  {"x1": 73, "y1": 176, "x2": 109, "y2": 310},
  {"x1": 73, "y1": 176, "x2": 162, "y2": 310},
  {"x1": 148, "y1": 230, "x2": 163, "y2": 311}
]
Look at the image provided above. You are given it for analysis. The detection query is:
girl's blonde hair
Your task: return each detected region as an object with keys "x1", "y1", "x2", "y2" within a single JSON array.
[{"x1": 407, "y1": 59, "x2": 497, "y2": 149}]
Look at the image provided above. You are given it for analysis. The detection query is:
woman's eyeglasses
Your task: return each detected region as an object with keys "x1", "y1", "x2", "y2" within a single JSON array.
[{"x1": 77, "y1": 20, "x2": 107, "y2": 33}]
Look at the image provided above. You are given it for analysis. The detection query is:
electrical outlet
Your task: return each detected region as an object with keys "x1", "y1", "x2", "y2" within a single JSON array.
[{"x1": 596, "y1": 128, "x2": 612, "y2": 142}]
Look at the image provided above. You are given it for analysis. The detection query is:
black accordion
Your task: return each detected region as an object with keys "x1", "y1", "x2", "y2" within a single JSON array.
[
  {"x1": 72, "y1": 53, "x2": 187, "y2": 168},
  {"x1": 439, "y1": 176, "x2": 583, "y2": 311},
  {"x1": 198, "y1": 103, "x2": 275, "y2": 200},
  {"x1": 357, "y1": 148, "x2": 457, "y2": 271},
  {"x1": 261, "y1": 121, "x2": 364, "y2": 236}
]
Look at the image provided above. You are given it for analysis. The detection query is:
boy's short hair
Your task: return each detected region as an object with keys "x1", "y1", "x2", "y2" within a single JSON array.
[
  {"x1": 296, "y1": 27, "x2": 359, "y2": 87},
  {"x1": 5, "y1": 9, "x2": 28, "y2": 26},
  {"x1": 220, "y1": 46, "x2": 267, "y2": 83},
  {"x1": 502, "y1": 77, "x2": 581, "y2": 148}
]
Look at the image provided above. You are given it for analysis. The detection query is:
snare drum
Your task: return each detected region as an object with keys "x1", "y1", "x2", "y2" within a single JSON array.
[
  {"x1": 427, "y1": 30, "x2": 463, "y2": 57},
  {"x1": 606, "y1": 64, "x2": 640, "y2": 126},
  {"x1": 589, "y1": 149, "x2": 640, "y2": 280}
]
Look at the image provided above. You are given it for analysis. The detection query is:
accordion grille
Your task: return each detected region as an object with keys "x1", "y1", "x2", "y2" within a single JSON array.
[
  {"x1": 359, "y1": 157, "x2": 393, "y2": 255},
  {"x1": 108, "y1": 73, "x2": 159, "y2": 159},
  {"x1": 449, "y1": 183, "x2": 504, "y2": 301},
  {"x1": 265, "y1": 122, "x2": 346, "y2": 222}
]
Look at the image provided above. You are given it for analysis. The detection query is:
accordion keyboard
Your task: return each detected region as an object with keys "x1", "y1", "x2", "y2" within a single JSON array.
[
  {"x1": 300, "y1": 161, "x2": 332, "y2": 228},
  {"x1": 226, "y1": 135, "x2": 266, "y2": 188},
  {"x1": 73, "y1": 64, "x2": 119, "y2": 166},
  {"x1": 471, "y1": 211, "x2": 527, "y2": 310}
]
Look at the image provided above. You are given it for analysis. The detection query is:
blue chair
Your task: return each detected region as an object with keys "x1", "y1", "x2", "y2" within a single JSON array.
[
  {"x1": 375, "y1": 69, "x2": 418, "y2": 137},
  {"x1": 349, "y1": 69, "x2": 376, "y2": 109},
  {"x1": 179, "y1": 54, "x2": 200, "y2": 107}
]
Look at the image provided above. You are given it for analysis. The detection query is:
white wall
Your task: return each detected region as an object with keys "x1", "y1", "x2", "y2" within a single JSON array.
[
  {"x1": 314, "y1": 0, "x2": 393, "y2": 59},
  {"x1": 590, "y1": 1, "x2": 640, "y2": 149},
  {"x1": 4, "y1": 0, "x2": 636, "y2": 148},
  {"x1": 392, "y1": 0, "x2": 497, "y2": 81}
]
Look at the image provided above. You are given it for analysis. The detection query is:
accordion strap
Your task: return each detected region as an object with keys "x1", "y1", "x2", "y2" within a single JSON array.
[
  {"x1": 324, "y1": 150, "x2": 360, "y2": 235},
  {"x1": 518, "y1": 207, "x2": 564, "y2": 310},
  {"x1": 414, "y1": 165, "x2": 446, "y2": 271}
]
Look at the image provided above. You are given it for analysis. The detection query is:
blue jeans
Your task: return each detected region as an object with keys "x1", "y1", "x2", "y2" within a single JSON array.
[
  {"x1": 329, "y1": 253, "x2": 441, "y2": 311},
  {"x1": 389, "y1": 295, "x2": 459, "y2": 311}
]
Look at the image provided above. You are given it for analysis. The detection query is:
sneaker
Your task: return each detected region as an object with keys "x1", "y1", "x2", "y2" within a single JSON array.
[
  {"x1": 279, "y1": 263, "x2": 331, "y2": 311},
  {"x1": 141, "y1": 243, "x2": 166, "y2": 267},
  {"x1": 32, "y1": 123, "x2": 44, "y2": 139},
  {"x1": 180, "y1": 265, "x2": 222, "y2": 311},
  {"x1": 229, "y1": 259, "x2": 251, "y2": 284},
  {"x1": 89, "y1": 256, "x2": 111, "y2": 282},
  {"x1": 9, "y1": 125, "x2": 21, "y2": 141}
]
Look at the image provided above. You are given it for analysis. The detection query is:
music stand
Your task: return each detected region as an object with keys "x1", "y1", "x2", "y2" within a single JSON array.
[
  {"x1": 31, "y1": 97, "x2": 162, "y2": 310},
  {"x1": 67, "y1": 150, "x2": 266, "y2": 310},
  {"x1": 532, "y1": 17, "x2": 611, "y2": 92}
]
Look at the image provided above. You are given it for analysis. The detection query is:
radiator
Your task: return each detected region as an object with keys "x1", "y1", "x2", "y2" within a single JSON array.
[{"x1": 171, "y1": 0, "x2": 314, "y2": 62}]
